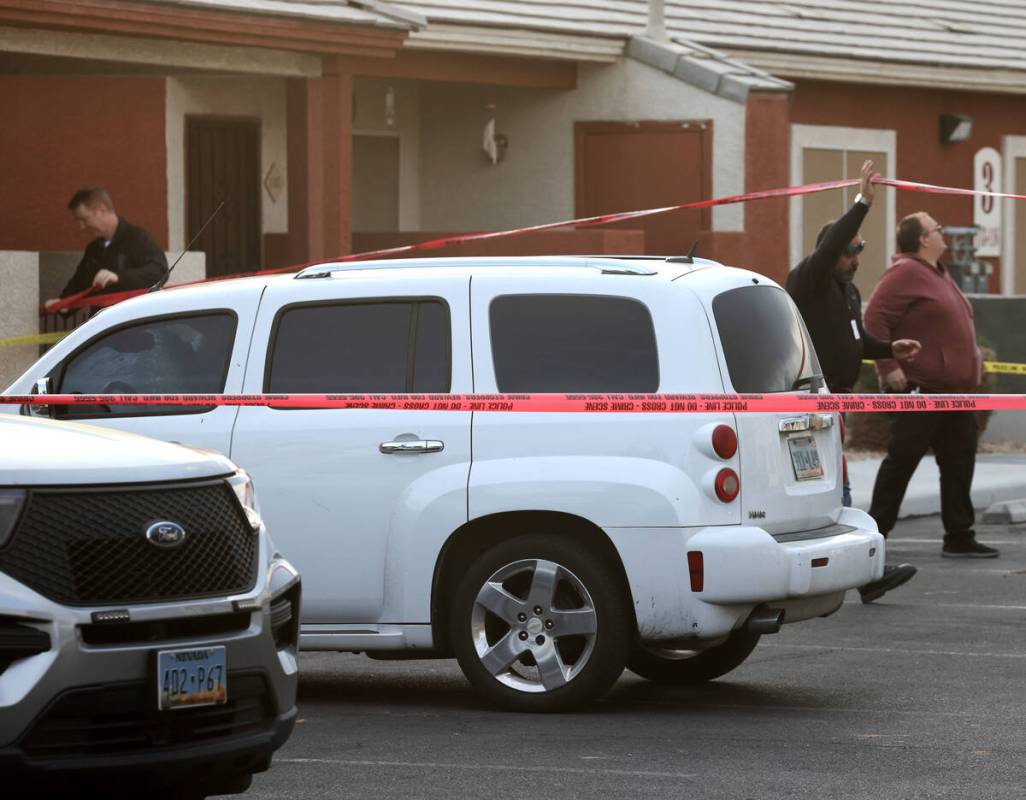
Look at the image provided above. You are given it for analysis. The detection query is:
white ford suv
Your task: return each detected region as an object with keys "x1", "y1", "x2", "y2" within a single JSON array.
[
  {"x1": 6, "y1": 256, "x2": 884, "y2": 712},
  {"x1": 0, "y1": 416, "x2": 299, "y2": 796}
]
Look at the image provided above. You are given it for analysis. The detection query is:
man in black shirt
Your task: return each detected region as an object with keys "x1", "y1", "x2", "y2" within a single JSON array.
[
  {"x1": 44, "y1": 187, "x2": 168, "y2": 310},
  {"x1": 787, "y1": 160, "x2": 920, "y2": 603}
]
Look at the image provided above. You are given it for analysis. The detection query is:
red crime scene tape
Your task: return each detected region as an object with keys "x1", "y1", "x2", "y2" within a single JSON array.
[
  {"x1": 43, "y1": 175, "x2": 1026, "y2": 315},
  {"x1": 7, "y1": 393, "x2": 1026, "y2": 413}
]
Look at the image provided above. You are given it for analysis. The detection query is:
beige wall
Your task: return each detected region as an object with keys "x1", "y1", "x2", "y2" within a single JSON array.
[
  {"x1": 0, "y1": 252, "x2": 40, "y2": 390},
  {"x1": 415, "y1": 58, "x2": 746, "y2": 234},
  {"x1": 166, "y1": 76, "x2": 289, "y2": 251},
  {"x1": 353, "y1": 78, "x2": 422, "y2": 231}
]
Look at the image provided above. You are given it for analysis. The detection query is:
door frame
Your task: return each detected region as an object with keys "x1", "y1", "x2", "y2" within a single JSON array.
[
  {"x1": 789, "y1": 124, "x2": 896, "y2": 271},
  {"x1": 1001, "y1": 135, "x2": 1026, "y2": 295}
]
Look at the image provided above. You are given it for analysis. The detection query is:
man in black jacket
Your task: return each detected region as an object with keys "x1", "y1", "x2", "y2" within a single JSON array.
[
  {"x1": 787, "y1": 160, "x2": 920, "y2": 603},
  {"x1": 44, "y1": 187, "x2": 168, "y2": 310}
]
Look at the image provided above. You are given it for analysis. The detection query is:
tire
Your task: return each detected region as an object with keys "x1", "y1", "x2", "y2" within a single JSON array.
[
  {"x1": 627, "y1": 628, "x2": 760, "y2": 685},
  {"x1": 450, "y1": 534, "x2": 632, "y2": 712}
]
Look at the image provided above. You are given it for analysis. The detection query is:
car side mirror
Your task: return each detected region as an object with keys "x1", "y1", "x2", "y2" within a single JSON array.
[{"x1": 29, "y1": 377, "x2": 57, "y2": 419}]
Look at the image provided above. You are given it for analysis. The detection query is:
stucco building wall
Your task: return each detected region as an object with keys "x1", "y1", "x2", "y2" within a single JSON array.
[
  {"x1": 416, "y1": 58, "x2": 746, "y2": 235},
  {"x1": 165, "y1": 76, "x2": 289, "y2": 253}
]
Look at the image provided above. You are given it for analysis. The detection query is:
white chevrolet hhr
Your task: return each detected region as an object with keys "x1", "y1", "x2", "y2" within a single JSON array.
[{"x1": 6, "y1": 256, "x2": 884, "y2": 712}]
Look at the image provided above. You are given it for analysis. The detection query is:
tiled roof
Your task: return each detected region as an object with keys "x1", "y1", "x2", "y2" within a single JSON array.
[
  {"x1": 140, "y1": 0, "x2": 425, "y2": 29},
  {"x1": 394, "y1": 1, "x2": 1026, "y2": 73}
]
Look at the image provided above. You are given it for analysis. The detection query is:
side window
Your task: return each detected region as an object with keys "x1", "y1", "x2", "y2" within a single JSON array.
[
  {"x1": 57, "y1": 313, "x2": 236, "y2": 417},
  {"x1": 266, "y1": 300, "x2": 451, "y2": 393},
  {"x1": 490, "y1": 294, "x2": 659, "y2": 392}
]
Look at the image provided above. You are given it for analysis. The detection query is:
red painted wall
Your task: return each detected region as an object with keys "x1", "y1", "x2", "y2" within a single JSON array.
[
  {"x1": 791, "y1": 80, "x2": 1026, "y2": 290},
  {"x1": 742, "y1": 92, "x2": 791, "y2": 284},
  {"x1": 0, "y1": 76, "x2": 168, "y2": 251}
]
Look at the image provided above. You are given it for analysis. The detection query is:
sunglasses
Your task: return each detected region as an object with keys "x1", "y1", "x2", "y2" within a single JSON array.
[{"x1": 844, "y1": 241, "x2": 866, "y2": 257}]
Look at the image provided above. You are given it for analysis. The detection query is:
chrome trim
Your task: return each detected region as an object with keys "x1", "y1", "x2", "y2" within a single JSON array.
[
  {"x1": 779, "y1": 414, "x2": 810, "y2": 432},
  {"x1": 295, "y1": 260, "x2": 656, "y2": 279},
  {"x1": 779, "y1": 413, "x2": 834, "y2": 433},
  {"x1": 379, "y1": 439, "x2": 444, "y2": 454}
]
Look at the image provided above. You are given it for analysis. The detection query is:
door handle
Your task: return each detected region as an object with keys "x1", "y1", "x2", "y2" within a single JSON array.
[{"x1": 379, "y1": 439, "x2": 445, "y2": 454}]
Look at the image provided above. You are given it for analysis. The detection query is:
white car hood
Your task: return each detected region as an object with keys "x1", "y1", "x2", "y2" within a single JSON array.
[{"x1": 1, "y1": 416, "x2": 235, "y2": 486}]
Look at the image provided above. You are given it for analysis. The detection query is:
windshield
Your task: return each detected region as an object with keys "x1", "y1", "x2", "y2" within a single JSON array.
[{"x1": 711, "y1": 284, "x2": 821, "y2": 393}]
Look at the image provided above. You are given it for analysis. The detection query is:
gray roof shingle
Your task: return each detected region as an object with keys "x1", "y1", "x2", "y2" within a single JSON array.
[
  {"x1": 139, "y1": 0, "x2": 425, "y2": 29},
  {"x1": 395, "y1": 1, "x2": 1026, "y2": 73}
]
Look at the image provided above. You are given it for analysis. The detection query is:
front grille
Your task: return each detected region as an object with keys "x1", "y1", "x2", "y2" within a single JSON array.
[
  {"x1": 21, "y1": 672, "x2": 273, "y2": 757},
  {"x1": 0, "y1": 481, "x2": 258, "y2": 605}
]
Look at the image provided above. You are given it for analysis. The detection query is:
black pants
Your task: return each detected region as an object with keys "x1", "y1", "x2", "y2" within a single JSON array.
[{"x1": 868, "y1": 408, "x2": 977, "y2": 543}]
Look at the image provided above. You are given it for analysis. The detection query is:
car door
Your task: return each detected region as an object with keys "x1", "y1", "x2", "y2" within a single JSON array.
[{"x1": 230, "y1": 272, "x2": 473, "y2": 626}]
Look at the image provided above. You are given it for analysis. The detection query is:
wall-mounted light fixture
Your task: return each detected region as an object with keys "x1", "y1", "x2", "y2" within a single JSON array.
[
  {"x1": 482, "y1": 102, "x2": 509, "y2": 164},
  {"x1": 939, "y1": 113, "x2": 972, "y2": 144},
  {"x1": 385, "y1": 87, "x2": 396, "y2": 128}
]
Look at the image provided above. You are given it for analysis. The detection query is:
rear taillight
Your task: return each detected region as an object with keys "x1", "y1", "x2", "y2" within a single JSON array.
[
  {"x1": 714, "y1": 468, "x2": 740, "y2": 502},
  {"x1": 687, "y1": 551, "x2": 704, "y2": 592},
  {"x1": 711, "y1": 425, "x2": 738, "y2": 459}
]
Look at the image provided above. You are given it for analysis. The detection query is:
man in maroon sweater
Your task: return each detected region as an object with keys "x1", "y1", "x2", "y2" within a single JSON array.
[{"x1": 864, "y1": 212, "x2": 998, "y2": 558}]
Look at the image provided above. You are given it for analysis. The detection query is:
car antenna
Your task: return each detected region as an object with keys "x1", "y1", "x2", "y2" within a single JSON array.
[
  {"x1": 148, "y1": 199, "x2": 225, "y2": 293},
  {"x1": 666, "y1": 241, "x2": 699, "y2": 264}
]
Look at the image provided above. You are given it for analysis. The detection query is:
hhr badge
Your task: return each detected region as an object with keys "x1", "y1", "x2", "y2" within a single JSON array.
[{"x1": 145, "y1": 521, "x2": 188, "y2": 548}]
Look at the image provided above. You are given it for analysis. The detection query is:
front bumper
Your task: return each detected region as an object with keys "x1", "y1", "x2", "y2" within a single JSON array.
[{"x1": 0, "y1": 552, "x2": 300, "y2": 779}]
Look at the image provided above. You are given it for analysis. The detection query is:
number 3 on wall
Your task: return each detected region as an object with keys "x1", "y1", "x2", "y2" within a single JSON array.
[{"x1": 973, "y1": 147, "x2": 1002, "y2": 257}]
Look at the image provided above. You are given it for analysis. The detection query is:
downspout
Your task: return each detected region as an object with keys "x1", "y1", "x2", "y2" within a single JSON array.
[{"x1": 646, "y1": 0, "x2": 668, "y2": 41}]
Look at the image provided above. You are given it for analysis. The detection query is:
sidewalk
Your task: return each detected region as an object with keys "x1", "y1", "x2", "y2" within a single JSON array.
[{"x1": 848, "y1": 453, "x2": 1026, "y2": 518}]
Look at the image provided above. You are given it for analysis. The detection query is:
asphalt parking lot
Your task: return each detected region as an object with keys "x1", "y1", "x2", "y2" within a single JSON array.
[{"x1": 232, "y1": 514, "x2": 1025, "y2": 800}]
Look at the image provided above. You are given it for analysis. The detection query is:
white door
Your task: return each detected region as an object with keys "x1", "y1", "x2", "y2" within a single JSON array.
[{"x1": 230, "y1": 273, "x2": 473, "y2": 624}]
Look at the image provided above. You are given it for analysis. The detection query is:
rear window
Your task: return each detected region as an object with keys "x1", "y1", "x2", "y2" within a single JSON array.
[
  {"x1": 266, "y1": 300, "x2": 450, "y2": 393},
  {"x1": 490, "y1": 294, "x2": 658, "y2": 392},
  {"x1": 712, "y1": 285, "x2": 819, "y2": 393}
]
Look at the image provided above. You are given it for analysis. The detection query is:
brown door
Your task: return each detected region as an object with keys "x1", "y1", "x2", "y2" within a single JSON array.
[
  {"x1": 187, "y1": 117, "x2": 261, "y2": 277},
  {"x1": 575, "y1": 121, "x2": 711, "y2": 256}
]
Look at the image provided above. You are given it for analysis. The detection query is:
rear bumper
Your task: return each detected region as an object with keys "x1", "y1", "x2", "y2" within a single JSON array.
[
  {"x1": 691, "y1": 524, "x2": 884, "y2": 604},
  {"x1": 606, "y1": 507, "x2": 885, "y2": 644}
]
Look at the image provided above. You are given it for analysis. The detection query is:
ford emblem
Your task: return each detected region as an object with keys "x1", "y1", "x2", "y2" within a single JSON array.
[{"x1": 145, "y1": 521, "x2": 188, "y2": 549}]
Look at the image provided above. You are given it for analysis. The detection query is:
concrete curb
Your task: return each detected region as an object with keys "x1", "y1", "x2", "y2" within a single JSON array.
[
  {"x1": 982, "y1": 499, "x2": 1026, "y2": 524},
  {"x1": 848, "y1": 454, "x2": 1026, "y2": 521}
]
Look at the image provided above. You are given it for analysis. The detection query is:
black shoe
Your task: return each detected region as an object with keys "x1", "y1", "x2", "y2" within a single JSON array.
[
  {"x1": 942, "y1": 540, "x2": 1000, "y2": 558},
  {"x1": 859, "y1": 563, "x2": 918, "y2": 604}
]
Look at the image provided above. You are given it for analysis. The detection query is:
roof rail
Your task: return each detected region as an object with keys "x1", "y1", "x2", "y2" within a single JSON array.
[{"x1": 294, "y1": 258, "x2": 658, "y2": 279}]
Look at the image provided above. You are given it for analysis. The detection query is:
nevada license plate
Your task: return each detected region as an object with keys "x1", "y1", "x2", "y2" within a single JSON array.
[
  {"x1": 157, "y1": 646, "x2": 227, "y2": 711},
  {"x1": 787, "y1": 435, "x2": 824, "y2": 480}
]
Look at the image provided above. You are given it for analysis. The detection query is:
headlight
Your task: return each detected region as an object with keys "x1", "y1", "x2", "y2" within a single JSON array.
[
  {"x1": 227, "y1": 471, "x2": 262, "y2": 530},
  {"x1": 0, "y1": 489, "x2": 27, "y2": 548}
]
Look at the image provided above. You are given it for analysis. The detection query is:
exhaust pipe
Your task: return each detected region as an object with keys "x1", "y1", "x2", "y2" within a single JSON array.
[{"x1": 746, "y1": 606, "x2": 785, "y2": 635}]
